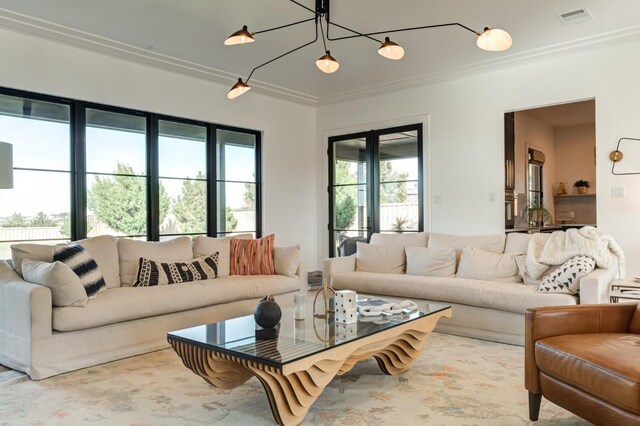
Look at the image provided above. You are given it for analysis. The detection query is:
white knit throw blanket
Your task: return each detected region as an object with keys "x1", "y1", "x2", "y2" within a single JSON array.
[{"x1": 525, "y1": 226, "x2": 625, "y2": 279}]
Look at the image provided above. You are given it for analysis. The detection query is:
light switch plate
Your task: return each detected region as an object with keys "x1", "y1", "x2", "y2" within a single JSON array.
[{"x1": 611, "y1": 187, "x2": 625, "y2": 198}]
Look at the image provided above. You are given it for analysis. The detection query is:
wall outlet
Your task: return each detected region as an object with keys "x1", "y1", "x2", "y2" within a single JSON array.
[
  {"x1": 611, "y1": 187, "x2": 625, "y2": 198},
  {"x1": 433, "y1": 195, "x2": 443, "y2": 204}
]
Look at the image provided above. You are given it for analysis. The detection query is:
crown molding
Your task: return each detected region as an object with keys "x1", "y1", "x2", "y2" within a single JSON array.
[
  {"x1": 0, "y1": 9, "x2": 319, "y2": 105},
  {"x1": 317, "y1": 25, "x2": 640, "y2": 105},
  {"x1": 1, "y1": 8, "x2": 639, "y2": 107}
]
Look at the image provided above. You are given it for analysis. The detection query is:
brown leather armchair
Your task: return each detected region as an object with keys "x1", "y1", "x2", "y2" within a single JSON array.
[{"x1": 525, "y1": 303, "x2": 640, "y2": 425}]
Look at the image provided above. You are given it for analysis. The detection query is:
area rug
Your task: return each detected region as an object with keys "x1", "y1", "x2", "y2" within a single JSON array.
[{"x1": 0, "y1": 333, "x2": 587, "y2": 425}]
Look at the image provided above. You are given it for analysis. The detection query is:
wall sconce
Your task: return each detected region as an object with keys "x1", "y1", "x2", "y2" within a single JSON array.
[{"x1": 0, "y1": 142, "x2": 13, "y2": 189}]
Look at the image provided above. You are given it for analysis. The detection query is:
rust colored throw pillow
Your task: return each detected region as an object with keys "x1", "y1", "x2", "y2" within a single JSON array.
[{"x1": 230, "y1": 234, "x2": 276, "y2": 275}]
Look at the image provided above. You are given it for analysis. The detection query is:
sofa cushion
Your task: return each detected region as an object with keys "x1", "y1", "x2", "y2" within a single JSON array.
[
  {"x1": 428, "y1": 232, "x2": 506, "y2": 265},
  {"x1": 54, "y1": 243, "x2": 107, "y2": 299},
  {"x1": 118, "y1": 237, "x2": 193, "y2": 286},
  {"x1": 537, "y1": 256, "x2": 596, "y2": 295},
  {"x1": 405, "y1": 246, "x2": 455, "y2": 277},
  {"x1": 132, "y1": 253, "x2": 219, "y2": 286},
  {"x1": 230, "y1": 234, "x2": 276, "y2": 275},
  {"x1": 10, "y1": 243, "x2": 54, "y2": 277},
  {"x1": 369, "y1": 232, "x2": 428, "y2": 247},
  {"x1": 536, "y1": 333, "x2": 640, "y2": 415},
  {"x1": 331, "y1": 271, "x2": 577, "y2": 314},
  {"x1": 504, "y1": 232, "x2": 530, "y2": 254},
  {"x1": 76, "y1": 235, "x2": 120, "y2": 289},
  {"x1": 456, "y1": 245, "x2": 520, "y2": 283},
  {"x1": 356, "y1": 242, "x2": 405, "y2": 274},
  {"x1": 274, "y1": 245, "x2": 300, "y2": 278},
  {"x1": 52, "y1": 274, "x2": 300, "y2": 331},
  {"x1": 192, "y1": 234, "x2": 253, "y2": 277},
  {"x1": 22, "y1": 260, "x2": 88, "y2": 307}
]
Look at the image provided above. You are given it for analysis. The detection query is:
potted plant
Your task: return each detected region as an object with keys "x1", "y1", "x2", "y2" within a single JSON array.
[
  {"x1": 522, "y1": 202, "x2": 552, "y2": 227},
  {"x1": 574, "y1": 180, "x2": 590, "y2": 194}
]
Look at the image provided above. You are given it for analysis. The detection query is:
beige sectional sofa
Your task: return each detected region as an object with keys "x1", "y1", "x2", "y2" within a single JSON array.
[
  {"x1": 0, "y1": 235, "x2": 304, "y2": 380},
  {"x1": 324, "y1": 232, "x2": 617, "y2": 345}
]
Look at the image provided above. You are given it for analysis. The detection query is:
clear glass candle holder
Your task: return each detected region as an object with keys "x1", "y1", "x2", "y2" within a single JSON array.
[{"x1": 294, "y1": 291, "x2": 306, "y2": 320}]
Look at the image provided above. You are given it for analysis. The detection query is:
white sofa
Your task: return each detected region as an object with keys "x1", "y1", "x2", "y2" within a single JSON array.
[
  {"x1": 323, "y1": 232, "x2": 617, "y2": 346},
  {"x1": 0, "y1": 235, "x2": 305, "y2": 380}
]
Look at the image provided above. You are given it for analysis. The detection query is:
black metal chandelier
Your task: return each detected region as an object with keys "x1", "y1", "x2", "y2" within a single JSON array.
[{"x1": 226, "y1": 0, "x2": 512, "y2": 99}]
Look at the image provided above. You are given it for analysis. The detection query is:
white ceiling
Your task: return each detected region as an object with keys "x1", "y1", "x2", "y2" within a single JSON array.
[
  {"x1": 0, "y1": 1, "x2": 639, "y2": 104},
  {"x1": 522, "y1": 100, "x2": 595, "y2": 128}
]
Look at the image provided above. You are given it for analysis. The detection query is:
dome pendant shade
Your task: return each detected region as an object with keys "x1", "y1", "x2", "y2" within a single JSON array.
[
  {"x1": 224, "y1": 25, "x2": 255, "y2": 46},
  {"x1": 316, "y1": 51, "x2": 339, "y2": 73},
  {"x1": 378, "y1": 37, "x2": 404, "y2": 60},
  {"x1": 228, "y1": 78, "x2": 251, "y2": 99},
  {"x1": 476, "y1": 27, "x2": 512, "y2": 52}
]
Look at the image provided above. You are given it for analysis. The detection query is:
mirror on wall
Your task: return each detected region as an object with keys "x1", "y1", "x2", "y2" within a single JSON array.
[{"x1": 504, "y1": 100, "x2": 596, "y2": 231}]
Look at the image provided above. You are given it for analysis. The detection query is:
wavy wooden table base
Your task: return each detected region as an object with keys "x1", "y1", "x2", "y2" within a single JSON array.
[{"x1": 169, "y1": 308, "x2": 451, "y2": 425}]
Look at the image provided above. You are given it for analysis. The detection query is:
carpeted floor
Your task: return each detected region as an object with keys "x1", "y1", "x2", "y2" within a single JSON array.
[{"x1": 0, "y1": 333, "x2": 587, "y2": 425}]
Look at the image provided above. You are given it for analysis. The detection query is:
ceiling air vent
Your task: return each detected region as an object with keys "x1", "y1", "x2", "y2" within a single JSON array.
[{"x1": 557, "y1": 8, "x2": 594, "y2": 25}]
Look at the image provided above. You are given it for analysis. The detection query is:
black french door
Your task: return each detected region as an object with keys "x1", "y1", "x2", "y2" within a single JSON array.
[{"x1": 328, "y1": 123, "x2": 423, "y2": 257}]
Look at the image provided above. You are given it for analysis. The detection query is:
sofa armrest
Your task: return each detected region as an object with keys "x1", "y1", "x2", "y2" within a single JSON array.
[
  {"x1": 296, "y1": 260, "x2": 307, "y2": 292},
  {"x1": 579, "y1": 262, "x2": 618, "y2": 304},
  {"x1": 0, "y1": 260, "x2": 52, "y2": 341},
  {"x1": 525, "y1": 303, "x2": 637, "y2": 393},
  {"x1": 322, "y1": 255, "x2": 356, "y2": 283}
]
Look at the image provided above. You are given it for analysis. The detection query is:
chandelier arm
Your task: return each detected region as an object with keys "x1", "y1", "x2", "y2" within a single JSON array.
[
  {"x1": 328, "y1": 22, "x2": 479, "y2": 42},
  {"x1": 288, "y1": 0, "x2": 318, "y2": 15},
  {"x1": 252, "y1": 17, "x2": 317, "y2": 36},
  {"x1": 326, "y1": 20, "x2": 382, "y2": 44},
  {"x1": 319, "y1": 16, "x2": 328, "y2": 52},
  {"x1": 246, "y1": 25, "x2": 319, "y2": 82}
]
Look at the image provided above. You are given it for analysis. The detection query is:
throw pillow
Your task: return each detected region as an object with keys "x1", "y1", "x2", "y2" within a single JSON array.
[
  {"x1": 76, "y1": 235, "x2": 120, "y2": 289},
  {"x1": 537, "y1": 256, "x2": 596, "y2": 295},
  {"x1": 10, "y1": 243, "x2": 54, "y2": 277},
  {"x1": 273, "y1": 245, "x2": 300, "y2": 278},
  {"x1": 117, "y1": 236, "x2": 193, "y2": 286},
  {"x1": 456, "y1": 245, "x2": 521, "y2": 283},
  {"x1": 132, "y1": 253, "x2": 219, "y2": 287},
  {"x1": 427, "y1": 232, "x2": 506, "y2": 267},
  {"x1": 54, "y1": 244, "x2": 107, "y2": 299},
  {"x1": 514, "y1": 254, "x2": 559, "y2": 286},
  {"x1": 405, "y1": 246, "x2": 456, "y2": 277},
  {"x1": 230, "y1": 234, "x2": 276, "y2": 275},
  {"x1": 192, "y1": 234, "x2": 254, "y2": 277},
  {"x1": 355, "y1": 242, "x2": 405, "y2": 274},
  {"x1": 22, "y1": 260, "x2": 88, "y2": 307}
]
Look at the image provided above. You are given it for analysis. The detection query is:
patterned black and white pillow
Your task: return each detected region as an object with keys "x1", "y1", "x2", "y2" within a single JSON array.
[
  {"x1": 132, "y1": 252, "x2": 219, "y2": 287},
  {"x1": 537, "y1": 256, "x2": 596, "y2": 295},
  {"x1": 54, "y1": 244, "x2": 107, "y2": 299}
]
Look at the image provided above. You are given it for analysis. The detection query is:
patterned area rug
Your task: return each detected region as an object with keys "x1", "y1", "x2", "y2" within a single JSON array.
[{"x1": 0, "y1": 333, "x2": 587, "y2": 425}]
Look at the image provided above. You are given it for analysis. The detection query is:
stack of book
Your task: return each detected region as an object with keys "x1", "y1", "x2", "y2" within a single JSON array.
[{"x1": 307, "y1": 270, "x2": 323, "y2": 289}]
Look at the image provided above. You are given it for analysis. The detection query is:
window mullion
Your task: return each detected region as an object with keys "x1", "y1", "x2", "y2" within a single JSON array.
[
  {"x1": 207, "y1": 124, "x2": 217, "y2": 236},
  {"x1": 147, "y1": 115, "x2": 159, "y2": 241},
  {"x1": 73, "y1": 102, "x2": 87, "y2": 239}
]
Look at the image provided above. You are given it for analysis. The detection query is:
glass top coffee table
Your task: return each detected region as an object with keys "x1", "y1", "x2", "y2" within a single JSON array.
[{"x1": 167, "y1": 296, "x2": 451, "y2": 425}]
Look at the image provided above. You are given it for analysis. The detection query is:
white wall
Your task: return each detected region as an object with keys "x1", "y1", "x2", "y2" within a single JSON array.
[
  {"x1": 555, "y1": 124, "x2": 597, "y2": 193},
  {"x1": 318, "y1": 39, "x2": 640, "y2": 277},
  {"x1": 0, "y1": 28, "x2": 319, "y2": 267}
]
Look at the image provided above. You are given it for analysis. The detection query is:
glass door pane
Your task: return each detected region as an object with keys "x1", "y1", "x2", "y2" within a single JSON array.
[
  {"x1": 377, "y1": 130, "x2": 420, "y2": 233},
  {"x1": 330, "y1": 137, "x2": 369, "y2": 257}
]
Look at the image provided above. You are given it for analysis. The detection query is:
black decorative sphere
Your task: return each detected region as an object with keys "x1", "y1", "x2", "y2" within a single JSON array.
[{"x1": 254, "y1": 295, "x2": 282, "y2": 329}]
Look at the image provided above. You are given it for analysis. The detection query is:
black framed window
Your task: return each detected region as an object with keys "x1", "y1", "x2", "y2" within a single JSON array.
[
  {"x1": 216, "y1": 128, "x2": 260, "y2": 237},
  {"x1": 328, "y1": 124, "x2": 423, "y2": 257},
  {"x1": 86, "y1": 108, "x2": 148, "y2": 240},
  {"x1": 0, "y1": 87, "x2": 262, "y2": 254}
]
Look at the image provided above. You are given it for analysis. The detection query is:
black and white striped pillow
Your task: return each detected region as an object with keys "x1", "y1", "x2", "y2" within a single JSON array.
[
  {"x1": 54, "y1": 244, "x2": 107, "y2": 299},
  {"x1": 132, "y1": 252, "x2": 219, "y2": 287}
]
